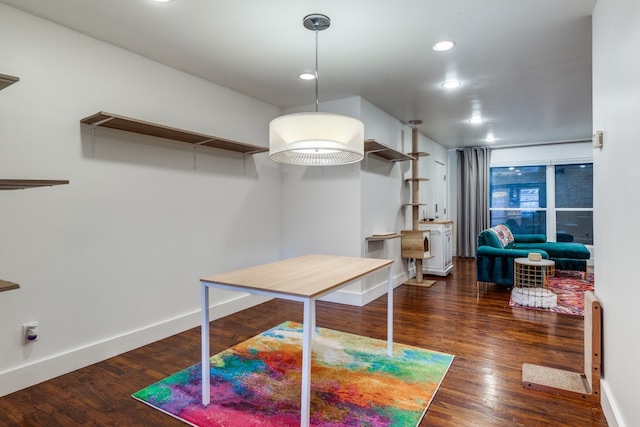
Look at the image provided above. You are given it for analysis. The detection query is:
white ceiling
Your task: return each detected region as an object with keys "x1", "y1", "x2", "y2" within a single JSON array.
[{"x1": 1, "y1": 0, "x2": 596, "y2": 149}]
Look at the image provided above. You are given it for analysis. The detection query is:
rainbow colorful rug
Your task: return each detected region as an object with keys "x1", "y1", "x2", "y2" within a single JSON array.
[
  {"x1": 509, "y1": 270, "x2": 595, "y2": 316},
  {"x1": 132, "y1": 321, "x2": 454, "y2": 426}
]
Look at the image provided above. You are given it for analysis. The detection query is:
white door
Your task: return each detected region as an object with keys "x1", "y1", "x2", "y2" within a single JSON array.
[{"x1": 433, "y1": 161, "x2": 447, "y2": 220}]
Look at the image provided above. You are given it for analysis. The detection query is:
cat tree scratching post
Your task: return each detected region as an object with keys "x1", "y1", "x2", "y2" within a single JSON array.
[{"x1": 401, "y1": 120, "x2": 432, "y2": 284}]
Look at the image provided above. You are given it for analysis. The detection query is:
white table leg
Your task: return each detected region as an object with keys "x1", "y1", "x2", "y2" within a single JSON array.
[
  {"x1": 300, "y1": 299, "x2": 313, "y2": 427},
  {"x1": 387, "y1": 265, "x2": 393, "y2": 356},
  {"x1": 310, "y1": 296, "x2": 316, "y2": 339},
  {"x1": 201, "y1": 283, "x2": 210, "y2": 405}
]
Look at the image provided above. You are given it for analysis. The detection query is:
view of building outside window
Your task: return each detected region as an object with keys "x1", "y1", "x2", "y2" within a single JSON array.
[
  {"x1": 490, "y1": 164, "x2": 593, "y2": 244},
  {"x1": 555, "y1": 164, "x2": 593, "y2": 244},
  {"x1": 490, "y1": 166, "x2": 547, "y2": 235}
]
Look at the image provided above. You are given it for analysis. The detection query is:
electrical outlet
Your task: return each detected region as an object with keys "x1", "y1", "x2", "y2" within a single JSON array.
[{"x1": 22, "y1": 321, "x2": 38, "y2": 344}]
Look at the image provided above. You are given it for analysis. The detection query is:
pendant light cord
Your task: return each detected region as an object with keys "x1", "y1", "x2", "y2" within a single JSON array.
[{"x1": 315, "y1": 27, "x2": 319, "y2": 113}]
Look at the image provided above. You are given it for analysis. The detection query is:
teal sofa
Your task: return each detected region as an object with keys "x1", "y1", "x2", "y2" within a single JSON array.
[{"x1": 476, "y1": 224, "x2": 590, "y2": 286}]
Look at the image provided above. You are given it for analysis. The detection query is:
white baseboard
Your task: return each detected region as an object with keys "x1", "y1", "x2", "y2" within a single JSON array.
[
  {"x1": 601, "y1": 379, "x2": 625, "y2": 427},
  {"x1": 0, "y1": 293, "x2": 269, "y2": 398},
  {"x1": 320, "y1": 272, "x2": 408, "y2": 306}
]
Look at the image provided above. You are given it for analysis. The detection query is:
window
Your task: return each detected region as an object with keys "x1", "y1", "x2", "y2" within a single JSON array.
[
  {"x1": 490, "y1": 166, "x2": 547, "y2": 235},
  {"x1": 555, "y1": 164, "x2": 593, "y2": 244},
  {"x1": 490, "y1": 163, "x2": 593, "y2": 244}
]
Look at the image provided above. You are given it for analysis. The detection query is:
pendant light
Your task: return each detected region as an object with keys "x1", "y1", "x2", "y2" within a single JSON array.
[{"x1": 269, "y1": 14, "x2": 364, "y2": 166}]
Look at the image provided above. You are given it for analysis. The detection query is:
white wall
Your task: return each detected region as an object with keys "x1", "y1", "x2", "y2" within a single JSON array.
[
  {"x1": 280, "y1": 163, "x2": 362, "y2": 258},
  {"x1": 281, "y1": 97, "x2": 362, "y2": 260},
  {"x1": 593, "y1": 0, "x2": 640, "y2": 425},
  {"x1": 359, "y1": 100, "x2": 411, "y2": 302},
  {"x1": 0, "y1": 4, "x2": 282, "y2": 396},
  {"x1": 360, "y1": 101, "x2": 409, "y2": 242},
  {"x1": 490, "y1": 142, "x2": 593, "y2": 166}
]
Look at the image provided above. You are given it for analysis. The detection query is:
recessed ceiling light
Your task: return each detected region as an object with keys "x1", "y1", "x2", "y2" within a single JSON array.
[
  {"x1": 442, "y1": 80, "x2": 461, "y2": 89},
  {"x1": 468, "y1": 116, "x2": 484, "y2": 124},
  {"x1": 299, "y1": 72, "x2": 316, "y2": 80},
  {"x1": 485, "y1": 133, "x2": 496, "y2": 142},
  {"x1": 433, "y1": 41, "x2": 455, "y2": 51}
]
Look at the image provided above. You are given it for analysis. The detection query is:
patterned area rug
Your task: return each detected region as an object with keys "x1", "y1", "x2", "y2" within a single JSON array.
[
  {"x1": 133, "y1": 321, "x2": 454, "y2": 426},
  {"x1": 509, "y1": 270, "x2": 595, "y2": 316}
]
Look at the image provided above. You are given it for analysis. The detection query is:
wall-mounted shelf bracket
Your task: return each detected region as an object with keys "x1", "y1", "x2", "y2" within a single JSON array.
[
  {"x1": 364, "y1": 150, "x2": 388, "y2": 170},
  {"x1": 193, "y1": 139, "x2": 215, "y2": 170},
  {"x1": 88, "y1": 116, "x2": 115, "y2": 157},
  {"x1": 243, "y1": 153, "x2": 249, "y2": 175}
]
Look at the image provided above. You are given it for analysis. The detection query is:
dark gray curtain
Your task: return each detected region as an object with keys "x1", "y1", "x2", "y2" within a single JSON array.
[{"x1": 457, "y1": 147, "x2": 491, "y2": 257}]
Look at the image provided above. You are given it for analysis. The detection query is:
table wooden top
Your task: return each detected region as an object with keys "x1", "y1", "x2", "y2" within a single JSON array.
[{"x1": 201, "y1": 254, "x2": 393, "y2": 298}]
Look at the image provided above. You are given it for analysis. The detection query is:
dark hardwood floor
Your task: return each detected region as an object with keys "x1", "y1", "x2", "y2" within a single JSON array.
[{"x1": 0, "y1": 257, "x2": 607, "y2": 426}]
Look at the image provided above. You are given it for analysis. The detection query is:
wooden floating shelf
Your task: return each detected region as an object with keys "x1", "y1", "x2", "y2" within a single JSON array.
[
  {"x1": 404, "y1": 178, "x2": 430, "y2": 182},
  {"x1": 0, "y1": 279, "x2": 20, "y2": 293},
  {"x1": 80, "y1": 112, "x2": 268, "y2": 155},
  {"x1": 407, "y1": 151, "x2": 430, "y2": 158},
  {"x1": 366, "y1": 233, "x2": 403, "y2": 241},
  {"x1": 0, "y1": 73, "x2": 19, "y2": 91},
  {"x1": 364, "y1": 139, "x2": 415, "y2": 162},
  {"x1": 0, "y1": 179, "x2": 69, "y2": 190}
]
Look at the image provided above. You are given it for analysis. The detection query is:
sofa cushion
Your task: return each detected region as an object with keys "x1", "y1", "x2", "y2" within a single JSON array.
[
  {"x1": 476, "y1": 246, "x2": 548, "y2": 259},
  {"x1": 513, "y1": 242, "x2": 590, "y2": 260},
  {"x1": 513, "y1": 234, "x2": 547, "y2": 243}
]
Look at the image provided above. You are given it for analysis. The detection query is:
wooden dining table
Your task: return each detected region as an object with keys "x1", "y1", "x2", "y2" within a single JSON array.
[{"x1": 200, "y1": 254, "x2": 394, "y2": 427}]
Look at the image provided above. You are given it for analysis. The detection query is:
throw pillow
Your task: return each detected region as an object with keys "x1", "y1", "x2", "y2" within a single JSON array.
[{"x1": 490, "y1": 224, "x2": 515, "y2": 249}]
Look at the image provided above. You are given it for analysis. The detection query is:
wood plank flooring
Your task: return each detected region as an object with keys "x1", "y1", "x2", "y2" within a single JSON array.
[{"x1": 0, "y1": 257, "x2": 608, "y2": 426}]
